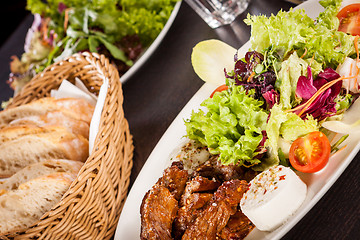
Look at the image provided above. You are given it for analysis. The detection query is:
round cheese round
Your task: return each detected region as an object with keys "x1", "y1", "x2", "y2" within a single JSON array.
[{"x1": 240, "y1": 165, "x2": 307, "y2": 231}]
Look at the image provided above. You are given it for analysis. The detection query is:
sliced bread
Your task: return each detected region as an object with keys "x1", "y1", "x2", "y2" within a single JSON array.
[
  {"x1": 0, "y1": 159, "x2": 83, "y2": 191},
  {"x1": 0, "y1": 125, "x2": 49, "y2": 144},
  {"x1": 0, "y1": 126, "x2": 89, "y2": 177},
  {"x1": 0, "y1": 97, "x2": 94, "y2": 125},
  {"x1": 8, "y1": 110, "x2": 90, "y2": 138},
  {"x1": 0, "y1": 172, "x2": 78, "y2": 235}
]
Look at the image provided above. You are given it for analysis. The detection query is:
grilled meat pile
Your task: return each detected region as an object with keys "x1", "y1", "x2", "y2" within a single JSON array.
[{"x1": 140, "y1": 156, "x2": 256, "y2": 240}]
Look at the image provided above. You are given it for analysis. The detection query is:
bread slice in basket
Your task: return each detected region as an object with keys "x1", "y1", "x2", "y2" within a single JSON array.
[
  {"x1": 0, "y1": 160, "x2": 82, "y2": 235},
  {"x1": 0, "y1": 159, "x2": 83, "y2": 190},
  {"x1": 0, "y1": 125, "x2": 88, "y2": 178},
  {"x1": 8, "y1": 110, "x2": 90, "y2": 138},
  {"x1": 0, "y1": 97, "x2": 94, "y2": 125}
]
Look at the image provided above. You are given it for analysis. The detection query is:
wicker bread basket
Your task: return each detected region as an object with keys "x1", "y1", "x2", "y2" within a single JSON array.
[{"x1": 1, "y1": 52, "x2": 134, "y2": 239}]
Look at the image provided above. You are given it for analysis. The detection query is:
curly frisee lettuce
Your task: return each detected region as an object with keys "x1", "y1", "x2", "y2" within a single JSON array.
[{"x1": 185, "y1": 86, "x2": 269, "y2": 167}]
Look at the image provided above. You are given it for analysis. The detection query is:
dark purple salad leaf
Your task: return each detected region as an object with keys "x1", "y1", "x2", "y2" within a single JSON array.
[
  {"x1": 254, "y1": 131, "x2": 268, "y2": 159},
  {"x1": 259, "y1": 72, "x2": 277, "y2": 92},
  {"x1": 227, "y1": 51, "x2": 277, "y2": 103},
  {"x1": 234, "y1": 59, "x2": 247, "y2": 79},
  {"x1": 225, "y1": 50, "x2": 279, "y2": 109},
  {"x1": 245, "y1": 51, "x2": 264, "y2": 72},
  {"x1": 58, "y1": 3, "x2": 67, "y2": 13}
]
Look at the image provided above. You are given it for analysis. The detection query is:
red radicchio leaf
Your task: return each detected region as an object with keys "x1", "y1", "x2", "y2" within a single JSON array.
[
  {"x1": 317, "y1": 67, "x2": 342, "y2": 99},
  {"x1": 296, "y1": 66, "x2": 317, "y2": 100},
  {"x1": 318, "y1": 67, "x2": 341, "y2": 80},
  {"x1": 262, "y1": 89, "x2": 279, "y2": 109},
  {"x1": 295, "y1": 67, "x2": 341, "y2": 120},
  {"x1": 295, "y1": 89, "x2": 334, "y2": 120}
]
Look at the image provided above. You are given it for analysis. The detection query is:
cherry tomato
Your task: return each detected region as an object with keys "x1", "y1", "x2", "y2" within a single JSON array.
[
  {"x1": 210, "y1": 84, "x2": 228, "y2": 98},
  {"x1": 289, "y1": 131, "x2": 331, "y2": 173},
  {"x1": 337, "y1": 4, "x2": 360, "y2": 36}
]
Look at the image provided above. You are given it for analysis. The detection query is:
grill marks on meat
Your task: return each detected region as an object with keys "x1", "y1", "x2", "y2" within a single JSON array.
[
  {"x1": 141, "y1": 162, "x2": 189, "y2": 240},
  {"x1": 181, "y1": 180, "x2": 248, "y2": 240}
]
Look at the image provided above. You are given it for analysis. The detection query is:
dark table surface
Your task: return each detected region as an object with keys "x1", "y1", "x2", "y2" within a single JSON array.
[{"x1": 0, "y1": 0, "x2": 359, "y2": 239}]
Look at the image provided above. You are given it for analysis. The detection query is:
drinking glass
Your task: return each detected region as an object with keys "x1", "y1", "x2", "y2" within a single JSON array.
[{"x1": 185, "y1": 0, "x2": 251, "y2": 28}]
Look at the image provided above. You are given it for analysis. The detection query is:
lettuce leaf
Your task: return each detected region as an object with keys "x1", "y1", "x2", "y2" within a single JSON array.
[
  {"x1": 244, "y1": 0, "x2": 354, "y2": 68},
  {"x1": 277, "y1": 52, "x2": 308, "y2": 109},
  {"x1": 117, "y1": 5, "x2": 175, "y2": 46},
  {"x1": 185, "y1": 86, "x2": 268, "y2": 166},
  {"x1": 281, "y1": 114, "x2": 319, "y2": 141},
  {"x1": 244, "y1": 9, "x2": 314, "y2": 58},
  {"x1": 276, "y1": 52, "x2": 324, "y2": 110},
  {"x1": 265, "y1": 104, "x2": 319, "y2": 165}
]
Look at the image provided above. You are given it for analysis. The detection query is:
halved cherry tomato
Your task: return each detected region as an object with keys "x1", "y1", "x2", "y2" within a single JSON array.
[
  {"x1": 289, "y1": 131, "x2": 331, "y2": 173},
  {"x1": 210, "y1": 84, "x2": 228, "y2": 98},
  {"x1": 337, "y1": 4, "x2": 360, "y2": 36}
]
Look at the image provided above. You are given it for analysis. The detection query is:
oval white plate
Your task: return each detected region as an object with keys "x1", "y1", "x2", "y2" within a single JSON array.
[
  {"x1": 120, "y1": 1, "x2": 182, "y2": 84},
  {"x1": 114, "y1": 0, "x2": 360, "y2": 239}
]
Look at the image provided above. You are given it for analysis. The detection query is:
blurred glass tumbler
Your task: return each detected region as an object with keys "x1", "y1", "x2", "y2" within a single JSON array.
[{"x1": 185, "y1": 0, "x2": 251, "y2": 28}]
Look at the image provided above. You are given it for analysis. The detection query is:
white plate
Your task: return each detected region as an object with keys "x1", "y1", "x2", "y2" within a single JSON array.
[
  {"x1": 120, "y1": 1, "x2": 182, "y2": 84},
  {"x1": 114, "y1": 0, "x2": 360, "y2": 239}
]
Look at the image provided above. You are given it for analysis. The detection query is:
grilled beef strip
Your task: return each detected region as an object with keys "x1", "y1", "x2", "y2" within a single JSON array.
[
  {"x1": 173, "y1": 176, "x2": 221, "y2": 239},
  {"x1": 140, "y1": 184, "x2": 178, "y2": 240},
  {"x1": 157, "y1": 162, "x2": 189, "y2": 200},
  {"x1": 141, "y1": 162, "x2": 189, "y2": 239},
  {"x1": 181, "y1": 179, "x2": 248, "y2": 240},
  {"x1": 218, "y1": 210, "x2": 255, "y2": 240},
  {"x1": 180, "y1": 175, "x2": 221, "y2": 206}
]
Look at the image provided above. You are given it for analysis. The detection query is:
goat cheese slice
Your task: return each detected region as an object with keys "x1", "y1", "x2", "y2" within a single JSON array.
[{"x1": 240, "y1": 165, "x2": 307, "y2": 231}]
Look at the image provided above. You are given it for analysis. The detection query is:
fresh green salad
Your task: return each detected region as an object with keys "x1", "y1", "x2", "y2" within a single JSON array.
[
  {"x1": 9, "y1": 0, "x2": 179, "y2": 93},
  {"x1": 186, "y1": 0, "x2": 360, "y2": 173}
]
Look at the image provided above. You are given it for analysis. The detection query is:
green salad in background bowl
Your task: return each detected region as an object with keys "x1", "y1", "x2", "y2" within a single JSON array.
[{"x1": 8, "y1": 0, "x2": 181, "y2": 95}]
